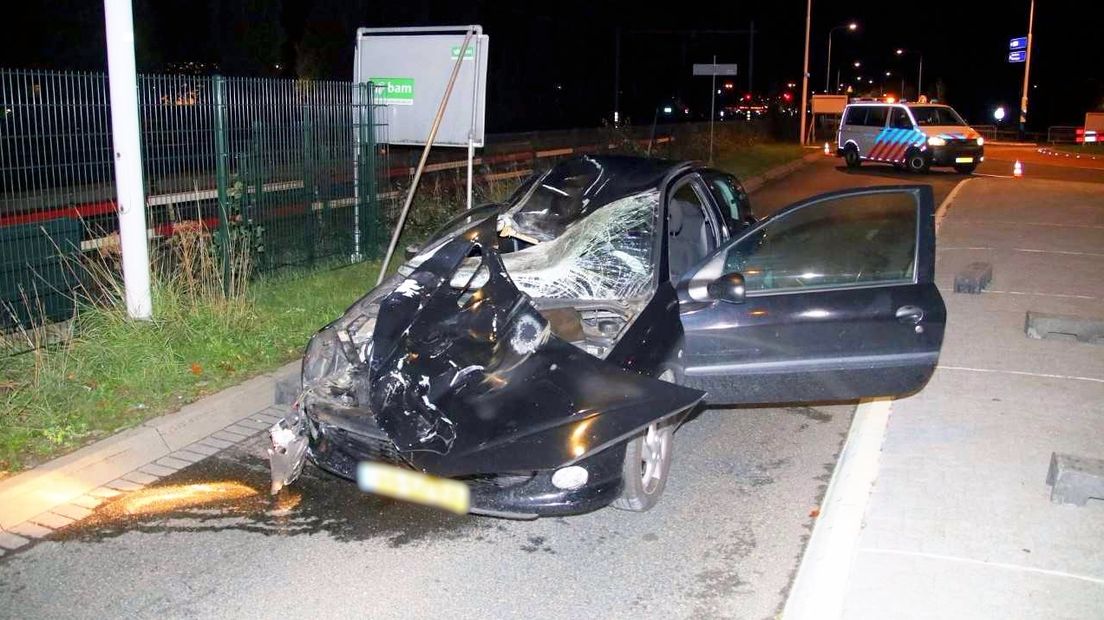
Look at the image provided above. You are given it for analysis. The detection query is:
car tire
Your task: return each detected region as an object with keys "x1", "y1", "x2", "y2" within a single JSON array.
[
  {"x1": 612, "y1": 370, "x2": 678, "y2": 512},
  {"x1": 954, "y1": 163, "x2": 977, "y2": 174},
  {"x1": 906, "y1": 150, "x2": 931, "y2": 173},
  {"x1": 843, "y1": 145, "x2": 861, "y2": 169}
]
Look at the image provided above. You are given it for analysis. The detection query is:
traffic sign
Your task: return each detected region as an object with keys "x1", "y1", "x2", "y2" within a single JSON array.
[
  {"x1": 1009, "y1": 36, "x2": 1027, "y2": 50},
  {"x1": 1008, "y1": 50, "x2": 1026, "y2": 63},
  {"x1": 693, "y1": 63, "x2": 738, "y2": 76}
]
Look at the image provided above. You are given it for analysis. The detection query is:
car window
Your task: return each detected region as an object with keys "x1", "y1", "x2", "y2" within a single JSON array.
[
  {"x1": 863, "y1": 107, "x2": 888, "y2": 127},
  {"x1": 889, "y1": 108, "x2": 912, "y2": 129},
  {"x1": 705, "y1": 173, "x2": 749, "y2": 222},
  {"x1": 909, "y1": 105, "x2": 966, "y2": 126},
  {"x1": 723, "y1": 192, "x2": 917, "y2": 294},
  {"x1": 668, "y1": 180, "x2": 717, "y2": 281}
]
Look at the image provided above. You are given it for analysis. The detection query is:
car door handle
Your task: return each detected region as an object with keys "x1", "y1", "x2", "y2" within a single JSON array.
[{"x1": 895, "y1": 305, "x2": 924, "y2": 324}]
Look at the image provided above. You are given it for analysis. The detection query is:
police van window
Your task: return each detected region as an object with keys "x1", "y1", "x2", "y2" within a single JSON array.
[
  {"x1": 863, "y1": 107, "x2": 888, "y2": 127},
  {"x1": 889, "y1": 108, "x2": 912, "y2": 129},
  {"x1": 910, "y1": 106, "x2": 966, "y2": 126}
]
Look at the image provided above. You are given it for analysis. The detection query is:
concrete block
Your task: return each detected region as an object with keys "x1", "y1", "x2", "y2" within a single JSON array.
[
  {"x1": 1046, "y1": 452, "x2": 1104, "y2": 506},
  {"x1": 29, "y1": 512, "x2": 74, "y2": 530},
  {"x1": 156, "y1": 456, "x2": 194, "y2": 469},
  {"x1": 8, "y1": 521, "x2": 53, "y2": 539},
  {"x1": 51, "y1": 503, "x2": 92, "y2": 521},
  {"x1": 183, "y1": 443, "x2": 220, "y2": 457},
  {"x1": 1026, "y1": 312, "x2": 1104, "y2": 344},
  {"x1": 953, "y1": 262, "x2": 993, "y2": 294},
  {"x1": 69, "y1": 495, "x2": 105, "y2": 510},
  {"x1": 0, "y1": 531, "x2": 30, "y2": 550},
  {"x1": 274, "y1": 374, "x2": 300, "y2": 405},
  {"x1": 139, "y1": 463, "x2": 179, "y2": 477},
  {"x1": 121, "y1": 471, "x2": 158, "y2": 485}
]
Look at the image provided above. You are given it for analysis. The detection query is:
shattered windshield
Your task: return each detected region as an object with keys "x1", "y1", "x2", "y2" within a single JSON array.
[{"x1": 496, "y1": 188, "x2": 659, "y2": 300}]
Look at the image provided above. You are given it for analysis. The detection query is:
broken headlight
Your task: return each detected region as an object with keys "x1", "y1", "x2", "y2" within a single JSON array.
[{"x1": 301, "y1": 274, "x2": 402, "y2": 393}]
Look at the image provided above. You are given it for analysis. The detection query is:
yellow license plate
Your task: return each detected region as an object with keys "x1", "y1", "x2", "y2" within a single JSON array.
[
  {"x1": 357, "y1": 462, "x2": 470, "y2": 514},
  {"x1": 955, "y1": 156, "x2": 974, "y2": 163}
]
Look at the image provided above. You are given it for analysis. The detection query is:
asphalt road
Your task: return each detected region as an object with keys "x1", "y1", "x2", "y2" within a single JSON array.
[{"x1": 0, "y1": 153, "x2": 1017, "y2": 620}]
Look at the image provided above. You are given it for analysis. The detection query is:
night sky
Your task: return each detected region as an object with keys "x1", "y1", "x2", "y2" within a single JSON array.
[{"x1": 3, "y1": 1, "x2": 1102, "y2": 132}]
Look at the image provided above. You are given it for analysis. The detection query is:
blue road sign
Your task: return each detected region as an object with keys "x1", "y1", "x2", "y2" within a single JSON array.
[
  {"x1": 1008, "y1": 50, "x2": 1026, "y2": 63},
  {"x1": 1009, "y1": 37, "x2": 1027, "y2": 50}
]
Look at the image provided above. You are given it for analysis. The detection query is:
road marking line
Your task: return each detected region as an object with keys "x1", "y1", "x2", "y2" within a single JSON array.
[
  {"x1": 937, "y1": 365, "x2": 1104, "y2": 384},
  {"x1": 936, "y1": 246, "x2": 1104, "y2": 258},
  {"x1": 974, "y1": 172, "x2": 1016, "y2": 179},
  {"x1": 953, "y1": 219, "x2": 1104, "y2": 230},
  {"x1": 858, "y1": 548, "x2": 1104, "y2": 586},
  {"x1": 782, "y1": 398, "x2": 893, "y2": 620},
  {"x1": 934, "y1": 178, "x2": 972, "y2": 232},
  {"x1": 985, "y1": 289, "x2": 1099, "y2": 300}
]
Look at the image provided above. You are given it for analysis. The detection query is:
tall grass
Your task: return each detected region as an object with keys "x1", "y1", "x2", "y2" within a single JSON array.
[{"x1": 1, "y1": 218, "x2": 303, "y2": 472}]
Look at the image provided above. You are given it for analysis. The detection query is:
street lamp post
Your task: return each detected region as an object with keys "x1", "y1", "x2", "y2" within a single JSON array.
[
  {"x1": 826, "y1": 22, "x2": 858, "y2": 93},
  {"x1": 895, "y1": 48, "x2": 924, "y2": 98},
  {"x1": 799, "y1": 0, "x2": 811, "y2": 144}
]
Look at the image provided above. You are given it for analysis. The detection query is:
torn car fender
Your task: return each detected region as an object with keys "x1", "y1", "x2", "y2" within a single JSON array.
[{"x1": 367, "y1": 218, "x2": 704, "y2": 477}]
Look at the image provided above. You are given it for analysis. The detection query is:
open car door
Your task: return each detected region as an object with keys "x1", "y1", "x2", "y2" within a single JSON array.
[{"x1": 676, "y1": 185, "x2": 945, "y2": 405}]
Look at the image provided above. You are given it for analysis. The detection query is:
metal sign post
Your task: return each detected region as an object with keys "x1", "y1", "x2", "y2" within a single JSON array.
[
  {"x1": 693, "y1": 61, "x2": 737, "y2": 165},
  {"x1": 1017, "y1": 0, "x2": 1035, "y2": 136}
]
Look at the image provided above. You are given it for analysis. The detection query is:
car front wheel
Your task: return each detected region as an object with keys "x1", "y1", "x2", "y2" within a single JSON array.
[{"x1": 612, "y1": 370, "x2": 678, "y2": 512}]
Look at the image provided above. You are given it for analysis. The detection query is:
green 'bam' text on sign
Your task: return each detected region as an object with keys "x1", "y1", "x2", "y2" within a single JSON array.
[
  {"x1": 450, "y1": 45, "x2": 475, "y2": 60},
  {"x1": 369, "y1": 77, "x2": 414, "y2": 105}
]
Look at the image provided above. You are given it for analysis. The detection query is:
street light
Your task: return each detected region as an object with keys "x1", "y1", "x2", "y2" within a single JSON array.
[
  {"x1": 826, "y1": 22, "x2": 859, "y2": 92},
  {"x1": 853, "y1": 61, "x2": 861, "y2": 68},
  {"x1": 895, "y1": 48, "x2": 924, "y2": 98}
]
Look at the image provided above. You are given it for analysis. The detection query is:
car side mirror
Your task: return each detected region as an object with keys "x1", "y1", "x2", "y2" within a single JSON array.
[{"x1": 707, "y1": 272, "x2": 746, "y2": 304}]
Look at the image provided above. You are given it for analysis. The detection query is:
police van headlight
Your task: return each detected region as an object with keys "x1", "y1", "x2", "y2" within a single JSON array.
[
  {"x1": 927, "y1": 136, "x2": 946, "y2": 147},
  {"x1": 976, "y1": 137, "x2": 985, "y2": 146}
]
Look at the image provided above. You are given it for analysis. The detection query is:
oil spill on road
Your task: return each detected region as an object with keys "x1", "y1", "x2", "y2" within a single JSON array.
[{"x1": 52, "y1": 436, "x2": 492, "y2": 548}]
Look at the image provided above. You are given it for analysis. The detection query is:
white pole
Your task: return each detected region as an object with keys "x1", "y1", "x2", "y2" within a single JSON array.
[
  {"x1": 104, "y1": 0, "x2": 151, "y2": 319},
  {"x1": 709, "y1": 55, "x2": 716, "y2": 165},
  {"x1": 467, "y1": 137, "x2": 474, "y2": 210},
  {"x1": 825, "y1": 31, "x2": 832, "y2": 93},
  {"x1": 1019, "y1": 0, "x2": 1035, "y2": 136},
  {"x1": 798, "y1": 0, "x2": 812, "y2": 145}
]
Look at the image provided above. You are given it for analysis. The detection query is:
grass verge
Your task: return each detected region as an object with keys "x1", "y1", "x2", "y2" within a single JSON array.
[
  {"x1": 0, "y1": 259, "x2": 379, "y2": 474},
  {"x1": 714, "y1": 143, "x2": 808, "y2": 179}
]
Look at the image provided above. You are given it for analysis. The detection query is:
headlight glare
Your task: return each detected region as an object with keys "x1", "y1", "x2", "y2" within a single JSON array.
[
  {"x1": 976, "y1": 136, "x2": 984, "y2": 146},
  {"x1": 927, "y1": 136, "x2": 946, "y2": 147}
]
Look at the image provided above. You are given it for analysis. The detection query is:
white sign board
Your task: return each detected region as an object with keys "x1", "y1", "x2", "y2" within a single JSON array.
[
  {"x1": 693, "y1": 63, "x2": 738, "y2": 76},
  {"x1": 354, "y1": 27, "x2": 488, "y2": 147}
]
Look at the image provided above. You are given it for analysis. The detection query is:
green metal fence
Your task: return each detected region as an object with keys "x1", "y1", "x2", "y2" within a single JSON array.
[{"x1": 0, "y1": 68, "x2": 388, "y2": 350}]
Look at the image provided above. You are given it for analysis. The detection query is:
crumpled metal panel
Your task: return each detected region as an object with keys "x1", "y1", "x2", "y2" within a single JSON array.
[{"x1": 366, "y1": 217, "x2": 703, "y2": 477}]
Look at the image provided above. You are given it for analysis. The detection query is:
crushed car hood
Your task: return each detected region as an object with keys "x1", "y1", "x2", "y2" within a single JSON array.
[{"x1": 363, "y1": 217, "x2": 703, "y2": 477}]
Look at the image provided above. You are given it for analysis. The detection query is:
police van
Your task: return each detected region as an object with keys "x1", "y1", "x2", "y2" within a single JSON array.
[{"x1": 836, "y1": 101, "x2": 984, "y2": 174}]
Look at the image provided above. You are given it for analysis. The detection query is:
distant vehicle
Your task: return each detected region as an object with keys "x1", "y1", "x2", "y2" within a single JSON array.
[
  {"x1": 837, "y1": 102, "x2": 984, "y2": 174},
  {"x1": 269, "y1": 156, "x2": 945, "y2": 518}
]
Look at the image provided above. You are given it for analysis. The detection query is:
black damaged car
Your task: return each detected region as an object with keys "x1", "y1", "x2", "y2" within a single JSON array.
[{"x1": 268, "y1": 155, "x2": 945, "y2": 518}]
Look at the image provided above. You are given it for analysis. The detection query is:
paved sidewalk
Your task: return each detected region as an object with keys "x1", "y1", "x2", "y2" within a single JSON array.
[{"x1": 842, "y1": 178, "x2": 1104, "y2": 618}]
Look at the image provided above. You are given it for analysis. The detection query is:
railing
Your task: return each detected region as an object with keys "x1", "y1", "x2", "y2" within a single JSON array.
[{"x1": 0, "y1": 68, "x2": 391, "y2": 348}]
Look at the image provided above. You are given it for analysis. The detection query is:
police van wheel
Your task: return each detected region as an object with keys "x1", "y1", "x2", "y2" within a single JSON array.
[
  {"x1": 843, "y1": 146, "x2": 861, "y2": 169},
  {"x1": 906, "y1": 151, "x2": 931, "y2": 173}
]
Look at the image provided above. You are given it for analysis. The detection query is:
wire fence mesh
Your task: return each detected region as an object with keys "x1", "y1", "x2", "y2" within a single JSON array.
[{"x1": 0, "y1": 68, "x2": 390, "y2": 353}]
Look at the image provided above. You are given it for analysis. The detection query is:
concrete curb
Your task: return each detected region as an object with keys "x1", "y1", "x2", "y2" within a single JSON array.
[
  {"x1": 743, "y1": 152, "x2": 823, "y2": 194},
  {"x1": 0, "y1": 361, "x2": 299, "y2": 540}
]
